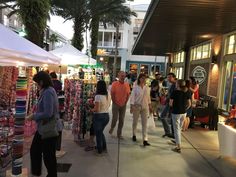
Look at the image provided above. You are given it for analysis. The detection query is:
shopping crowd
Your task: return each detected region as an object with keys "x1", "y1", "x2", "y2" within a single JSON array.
[{"x1": 28, "y1": 70, "x2": 200, "y2": 177}]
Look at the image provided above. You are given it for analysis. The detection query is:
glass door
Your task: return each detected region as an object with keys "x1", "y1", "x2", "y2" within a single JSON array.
[{"x1": 221, "y1": 61, "x2": 236, "y2": 111}]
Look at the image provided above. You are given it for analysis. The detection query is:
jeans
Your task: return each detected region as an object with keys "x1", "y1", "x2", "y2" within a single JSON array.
[
  {"x1": 171, "y1": 113, "x2": 186, "y2": 146},
  {"x1": 160, "y1": 104, "x2": 171, "y2": 135},
  {"x1": 93, "y1": 113, "x2": 109, "y2": 153},
  {"x1": 30, "y1": 131, "x2": 57, "y2": 177}
]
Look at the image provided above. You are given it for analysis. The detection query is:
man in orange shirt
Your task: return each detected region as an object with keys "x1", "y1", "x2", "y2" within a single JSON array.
[{"x1": 109, "y1": 71, "x2": 130, "y2": 139}]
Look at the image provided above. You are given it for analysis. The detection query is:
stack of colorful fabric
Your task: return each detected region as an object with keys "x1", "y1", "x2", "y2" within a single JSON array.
[{"x1": 12, "y1": 77, "x2": 27, "y2": 175}]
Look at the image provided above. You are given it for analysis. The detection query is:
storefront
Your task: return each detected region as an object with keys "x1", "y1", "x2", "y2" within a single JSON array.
[
  {"x1": 219, "y1": 32, "x2": 236, "y2": 112},
  {"x1": 188, "y1": 42, "x2": 212, "y2": 96},
  {"x1": 172, "y1": 51, "x2": 185, "y2": 79},
  {"x1": 126, "y1": 61, "x2": 165, "y2": 78}
]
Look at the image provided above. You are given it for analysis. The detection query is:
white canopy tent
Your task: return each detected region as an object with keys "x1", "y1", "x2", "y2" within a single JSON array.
[
  {"x1": 0, "y1": 23, "x2": 60, "y2": 66},
  {"x1": 50, "y1": 44, "x2": 96, "y2": 65}
]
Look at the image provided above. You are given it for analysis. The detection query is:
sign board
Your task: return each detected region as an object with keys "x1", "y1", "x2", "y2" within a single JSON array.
[{"x1": 192, "y1": 66, "x2": 207, "y2": 85}]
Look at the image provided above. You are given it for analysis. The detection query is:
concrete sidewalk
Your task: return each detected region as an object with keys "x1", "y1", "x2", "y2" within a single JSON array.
[{"x1": 20, "y1": 108, "x2": 236, "y2": 177}]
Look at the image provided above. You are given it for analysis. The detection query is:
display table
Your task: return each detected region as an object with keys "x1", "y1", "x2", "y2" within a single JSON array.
[{"x1": 218, "y1": 122, "x2": 236, "y2": 159}]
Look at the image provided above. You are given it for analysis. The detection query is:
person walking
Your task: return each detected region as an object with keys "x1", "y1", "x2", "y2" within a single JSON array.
[
  {"x1": 27, "y1": 71, "x2": 58, "y2": 177},
  {"x1": 160, "y1": 73, "x2": 176, "y2": 138},
  {"x1": 150, "y1": 82, "x2": 160, "y2": 118},
  {"x1": 182, "y1": 80, "x2": 193, "y2": 131},
  {"x1": 130, "y1": 74, "x2": 152, "y2": 146},
  {"x1": 189, "y1": 76, "x2": 200, "y2": 128},
  {"x1": 50, "y1": 72, "x2": 64, "y2": 156},
  {"x1": 169, "y1": 80, "x2": 191, "y2": 153},
  {"x1": 109, "y1": 71, "x2": 130, "y2": 139},
  {"x1": 91, "y1": 80, "x2": 111, "y2": 154}
]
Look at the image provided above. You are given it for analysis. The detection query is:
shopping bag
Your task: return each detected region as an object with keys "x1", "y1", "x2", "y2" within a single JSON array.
[{"x1": 148, "y1": 115, "x2": 156, "y2": 130}]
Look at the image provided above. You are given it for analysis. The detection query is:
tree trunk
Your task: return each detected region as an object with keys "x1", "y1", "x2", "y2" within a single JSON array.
[
  {"x1": 113, "y1": 25, "x2": 119, "y2": 80},
  {"x1": 90, "y1": 15, "x2": 99, "y2": 59},
  {"x1": 72, "y1": 16, "x2": 84, "y2": 51},
  {"x1": 17, "y1": 0, "x2": 50, "y2": 48}
]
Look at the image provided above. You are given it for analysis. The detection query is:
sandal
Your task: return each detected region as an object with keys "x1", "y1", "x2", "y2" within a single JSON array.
[
  {"x1": 172, "y1": 147, "x2": 181, "y2": 153},
  {"x1": 84, "y1": 146, "x2": 95, "y2": 151}
]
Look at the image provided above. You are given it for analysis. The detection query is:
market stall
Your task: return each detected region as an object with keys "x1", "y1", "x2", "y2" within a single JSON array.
[
  {"x1": 50, "y1": 44, "x2": 96, "y2": 65},
  {"x1": 0, "y1": 23, "x2": 60, "y2": 177}
]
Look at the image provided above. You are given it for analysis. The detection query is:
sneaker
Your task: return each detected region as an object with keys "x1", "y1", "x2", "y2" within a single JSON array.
[
  {"x1": 143, "y1": 141, "x2": 151, "y2": 146},
  {"x1": 172, "y1": 147, "x2": 181, "y2": 153},
  {"x1": 132, "y1": 135, "x2": 137, "y2": 142}
]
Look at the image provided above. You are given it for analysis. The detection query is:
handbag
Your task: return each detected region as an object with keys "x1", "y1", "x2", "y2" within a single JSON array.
[
  {"x1": 41, "y1": 116, "x2": 59, "y2": 139},
  {"x1": 148, "y1": 114, "x2": 156, "y2": 130}
]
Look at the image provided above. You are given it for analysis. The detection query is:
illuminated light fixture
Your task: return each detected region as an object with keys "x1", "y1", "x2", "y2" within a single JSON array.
[
  {"x1": 100, "y1": 57, "x2": 104, "y2": 61},
  {"x1": 16, "y1": 61, "x2": 25, "y2": 66},
  {"x1": 200, "y1": 34, "x2": 213, "y2": 39}
]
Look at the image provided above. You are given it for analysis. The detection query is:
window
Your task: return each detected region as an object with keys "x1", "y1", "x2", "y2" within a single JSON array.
[
  {"x1": 134, "y1": 19, "x2": 143, "y2": 28},
  {"x1": 140, "y1": 64, "x2": 149, "y2": 75},
  {"x1": 221, "y1": 61, "x2": 236, "y2": 111},
  {"x1": 113, "y1": 32, "x2": 122, "y2": 47},
  {"x1": 98, "y1": 32, "x2": 103, "y2": 46},
  {"x1": 104, "y1": 32, "x2": 113, "y2": 47},
  {"x1": 174, "y1": 67, "x2": 183, "y2": 79},
  {"x1": 173, "y1": 51, "x2": 185, "y2": 63},
  {"x1": 225, "y1": 34, "x2": 236, "y2": 55},
  {"x1": 190, "y1": 42, "x2": 211, "y2": 60},
  {"x1": 3, "y1": 15, "x2": 9, "y2": 26}
]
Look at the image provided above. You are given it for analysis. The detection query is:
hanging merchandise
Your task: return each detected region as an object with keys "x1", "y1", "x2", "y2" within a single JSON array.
[
  {"x1": 12, "y1": 77, "x2": 28, "y2": 175},
  {"x1": 0, "y1": 110, "x2": 14, "y2": 173},
  {"x1": 80, "y1": 83, "x2": 96, "y2": 139},
  {"x1": 0, "y1": 67, "x2": 18, "y2": 109},
  {"x1": 64, "y1": 78, "x2": 95, "y2": 141},
  {"x1": 25, "y1": 68, "x2": 37, "y2": 137}
]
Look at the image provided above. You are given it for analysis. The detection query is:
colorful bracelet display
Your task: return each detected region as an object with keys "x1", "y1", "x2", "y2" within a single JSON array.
[{"x1": 12, "y1": 77, "x2": 28, "y2": 175}]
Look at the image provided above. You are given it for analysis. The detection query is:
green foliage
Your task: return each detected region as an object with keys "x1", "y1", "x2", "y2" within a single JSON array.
[
  {"x1": 17, "y1": 0, "x2": 50, "y2": 47},
  {"x1": 51, "y1": 0, "x2": 87, "y2": 50},
  {"x1": 89, "y1": 0, "x2": 127, "y2": 59}
]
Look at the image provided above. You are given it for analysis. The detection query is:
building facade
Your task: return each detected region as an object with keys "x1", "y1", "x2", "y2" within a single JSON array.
[
  {"x1": 97, "y1": 4, "x2": 166, "y2": 78},
  {"x1": 0, "y1": 8, "x2": 68, "y2": 51}
]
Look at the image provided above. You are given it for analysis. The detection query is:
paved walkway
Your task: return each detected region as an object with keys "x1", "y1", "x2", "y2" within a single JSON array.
[{"x1": 20, "y1": 107, "x2": 236, "y2": 177}]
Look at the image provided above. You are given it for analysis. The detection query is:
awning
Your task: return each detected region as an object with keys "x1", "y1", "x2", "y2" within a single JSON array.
[
  {"x1": 50, "y1": 44, "x2": 97, "y2": 65},
  {"x1": 132, "y1": 0, "x2": 236, "y2": 56},
  {"x1": 0, "y1": 23, "x2": 60, "y2": 66}
]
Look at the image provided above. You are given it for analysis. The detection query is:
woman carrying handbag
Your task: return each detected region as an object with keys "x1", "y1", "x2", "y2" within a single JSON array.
[{"x1": 27, "y1": 71, "x2": 58, "y2": 177}]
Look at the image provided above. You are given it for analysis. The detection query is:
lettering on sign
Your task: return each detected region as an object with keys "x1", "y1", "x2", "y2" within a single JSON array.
[{"x1": 192, "y1": 66, "x2": 207, "y2": 85}]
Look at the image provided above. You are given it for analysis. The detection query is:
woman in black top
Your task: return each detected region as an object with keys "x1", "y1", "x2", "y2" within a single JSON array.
[{"x1": 169, "y1": 80, "x2": 191, "y2": 153}]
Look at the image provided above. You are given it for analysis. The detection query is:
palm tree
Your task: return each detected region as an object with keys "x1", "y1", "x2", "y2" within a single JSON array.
[
  {"x1": 18, "y1": 0, "x2": 50, "y2": 47},
  {"x1": 51, "y1": 0, "x2": 87, "y2": 51},
  {"x1": 88, "y1": 0, "x2": 125, "y2": 59},
  {"x1": 101, "y1": 5, "x2": 136, "y2": 80},
  {"x1": 0, "y1": 0, "x2": 51, "y2": 47},
  {"x1": 49, "y1": 33, "x2": 58, "y2": 50}
]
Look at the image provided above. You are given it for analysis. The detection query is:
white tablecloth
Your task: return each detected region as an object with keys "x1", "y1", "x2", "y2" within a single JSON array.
[{"x1": 218, "y1": 122, "x2": 236, "y2": 158}]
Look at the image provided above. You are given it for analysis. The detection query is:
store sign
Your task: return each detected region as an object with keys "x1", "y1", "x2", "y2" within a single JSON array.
[{"x1": 192, "y1": 66, "x2": 207, "y2": 85}]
